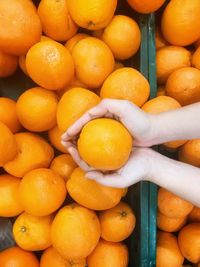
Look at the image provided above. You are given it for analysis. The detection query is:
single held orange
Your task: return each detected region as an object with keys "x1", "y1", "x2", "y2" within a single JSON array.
[
  {"x1": 179, "y1": 139, "x2": 200, "y2": 167},
  {"x1": 26, "y1": 40, "x2": 74, "y2": 90},
  {"x1": 101, "y1": 15, "x2": 141, "y2": 60},
  {"x1": 78, "y1": 118, "x2": 133, "y2": 171},
  {"x1": 156, "y1": 28, "x2": 169, "y2": 50},
  {"x1": 57, "y1": 87, "x2": 100, "y2": 131},
  {"x1": 0, "y1": 97, "x2": 21, "y2": 133},
  {"x1": 100, "y1": 67, "x2": 150, "y2": 107},
  {"x1": 87, "y1": 239, "x2": 129, "y2": 267},
  {"x1": 51, "y1": 204, "x2": 101, "y2": 260},
  {"x1": 99, "y1": 201, "x2": 136, "y2": 242},
  {"x1": 67, "y1": 0, "x2": 117, "y2": 30},
  {"x1": 13, "y1": 212, "x2": 53, "y2": 251},
  {"x1": 65, "y1": 33, "x2": 89, "y2": 53},
  {"x1": 157, "y1": 211, "x2": 187, "y2": 232},
  {"x1": 158, "y1": 188, "x2": 194, "y2": 218},
  {"x1": 67, "y1": 168, "x2": 123, "y2": 210},
  {"x1": 0, "y1": 246, "x2": 39, "y2": 267},
  {"x1": 127, "y1": 0, "x2": 165, "y2": 14},
  {"x1": 48, "y1": 126, "x2": 68, "y2": 153},
  {"x1": 188, "y1": 207, "x2": 200, "y2": 223},
  {"x1": 0, "y1": 174, "x2": 23, "y2": 217},
  {"x1": 166, "y1": 67, "x2": 200, "y2": 106},
  {"x1": 157, "y1": 86, "x2": 166, "y2": 97},
  {"x1": 38, "y1": 0, "x2": 78, "y2": 42},
  {"x1": 40, "y1": 247, "x2": 86, "y2": 267},
  {"x1": 192, "y1": 46, "x2": 200, "y2": 70},
  {"x1": 0, "y1": 50, "x2": 18, "y2": 77},
  {"x1": 142, "y1": 96, "x2": 187, "y2": 149},
  {"x1": 0, "y1": 0, "x2": 42, "y2": 55},
  {"x1": 156, "y1": 46, "x2": 191, "y2": 85},
  {"x1": 50, "y1": 154, "x2": 77, "y2": 181},
  {"x1": 0, "y1": 122, "x2": 17, "y2": 166},
  {"x1": 178, "y1": 223, "x2": 200, "y2": 263},
  {"x1": 18, "y1": 168, "x2": 67, "y2": 216},
  {"x1": 156, "y1": 231, "x2": 184, "y2": 267},
  {"x1": 16, "y1": 87, "x2": 58, "y2": 132},
  {"x1": 4, "y1": 132, "x2": 54, "y2": 177},
  {"x1": 161, "y1": 0, "x2": 200, "y2": 46},
  {"x1": 72, "y1": 37, "x2": 114, "y2": 88}
]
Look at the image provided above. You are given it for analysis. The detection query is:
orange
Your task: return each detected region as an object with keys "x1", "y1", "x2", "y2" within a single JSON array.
[
  {"x1": 99, "y1": 201, "x2": 136, "y2": 242},
  {"x1": 0, "y1": 50, "x2": 18, "y2": 77},
  {"x1": 122, "y1": 188, "x2": 128, "y2": 197},
  {"x1": 0, "y1": 122, "x2": 17, "y2": 166},
  {"x1": 65, "y1": 33, "x2": 89, "y2": 53},
  {"x1": 78, "y1": 118, "x2": 133, "y2": 171},
  {"x1": 0, "y1": 174, "x2": 23, "y2": 217},
  {"x1": 4, "y1": 132, "x2": 54, "y2": 177},
  {"x1": 51, "y1": 204, "x2": 101, "y2": 260},
  {"x1": 67, "y1": 0, "x2": 117, "y2": 30},
  {"x1": 40, "y1": 247, "x2": 86, "y2": 267},
  {"x1": 166, "y1": 67, "x2": 200, "y2": 106},
  {"x1": 0, "y1": 97, "x2": 21, "y2": 133},
  {"x1": 19, "y1": 55, "x2": 28, "y2": 76},
  {"x1": 0, "y1": 0, "x2": 41, "y2": 56},
  {"x1": 87, "y1": 239, "x2": 129, "y2": 267},
  {"x1": 127, "y1": 0, "x2": 165, "y2": 14},
  {"x1": 157, "y1": 86, "x2": 166, "y2": 96},
  {"x1": 157, "y1": 211, "x2": 187, "y2": 232},
  {"x1": 13, "y1": 212, "x2": 53, "y2": 251},
  {"x1": 50, "y1": 154, "x2": 77, "y2": 181},
  {"x1": 188, "y1": 207, "x2": 200, "y2": 223},
  {"x1": 101, "y1": 15, "x2": 141, "y2": 60},
  {"x1": 100, "y1": 67, "x2": 150, "y2": 107},
  {"x1": 16, "y1": 87, "x2": 58, "y2": 132},
  {"x1": 156, "y1": 231, "x2": 184, "y2": 267},
  {"x1": 179, "y1": 139, "x2": 200, "y2": 167},
  {"x1": 48, "y1": 126, "x2": 68, "y2": 153},
  {"x1": 178, "y1": 223, "x2": 200, "y2": 263},
  {"x1": 142, "y1": 96, "x2": 187, "y2": 149},
  {"x1": 38, "y1": 0, "x2": 78, "y2": 42},
  {"x1": 156, "y1": 28, "x2": 169, "y2": 50},
  {"x1": 18, "y1": 168, "x2": 67, "y2": 216},
  {"x1": 57, "y1": 76, "x2": 87, "y2": 97},
  {"x1": 67, "y1": 168, "x2": 123, "y2": 210},
  {"x1": 57, "y1": 87, "x2": 100, "y2": 131},
  {"x1": 26, "y1": 40, "x2": 74, "y2": 90},
  {"x1": 158, "y1": 188, "x2": 194, "y2": 218},
  {"x1": 156, "y1": 46, "x2": 191, "y2": 85},
  {"x1": 194, "y1": 38, "x2": 200, "y2": 48},
  {"x1": 40, "y1": 35, "x2": 52, "y2": 42},
  {"x1": 161, "y1": 0, "x2": 200, "y2": 46},
  {"x1": 192, "y1": 46, "x2": 200, "y2": 70},
  {"x1": 114, "y1": 61, "x2": 124, "y2": 70},
  {"x1": 0, "y1": 246, "x2": 39, "y2": 267},
  {"x1": 72, "y1": 37, "x2": 114, "y2": 88}
]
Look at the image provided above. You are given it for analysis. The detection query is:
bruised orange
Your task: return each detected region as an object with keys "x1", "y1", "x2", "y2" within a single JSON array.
[
  {"x1": 18, "y1": 168, "x2": 67, "y2": 216},
  {"x1": 13, "y1": 212, "x2": 53, "y2": 251},
  {"x1": 4, "y1": 132, "x2": 54, "y2": 177},
  {"x1": 0, "y1": 174, "x2": 23, "y2": 217},
  {"x1": 57, "y1": 87, "x2": 100, "y2": 131},
  {"x1": 78, "y1": 118, "x2": 133, "y2": 171},
  {"x1": 51, "y1": 204, "x2": 101, "y2": 260},
  {"x1": 26, "y1": 40, "x2": 74, "y2": 90},
  {"x1": 16, "y1": 87, "x2": 58, "y2": 132},
  {"x1": 67, "y1": 168, "x2": 123, "y2": 210}
]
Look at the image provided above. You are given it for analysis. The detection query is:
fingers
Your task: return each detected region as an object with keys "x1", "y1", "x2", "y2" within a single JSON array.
[
  {"x1": 86, "y1": 171, "x2": 125, "y2": 188},
  {"x1": 67, "y1": 146, "x2": 95, "y2": 172}
]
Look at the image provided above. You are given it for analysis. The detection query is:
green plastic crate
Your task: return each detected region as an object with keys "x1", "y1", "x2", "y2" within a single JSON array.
[{"x1": 0, "y1": 2, "x2": 158, "y2": 266}]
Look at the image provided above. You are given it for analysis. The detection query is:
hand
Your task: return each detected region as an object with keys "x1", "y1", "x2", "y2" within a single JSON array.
[{"x1": 61, "y1": 99, "x2": 155, "y2": 149}]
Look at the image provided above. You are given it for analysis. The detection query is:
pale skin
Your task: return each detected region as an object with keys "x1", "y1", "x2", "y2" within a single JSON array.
[{"x1": 61, "y1": 99, "x2": 200, "y2": 207}]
